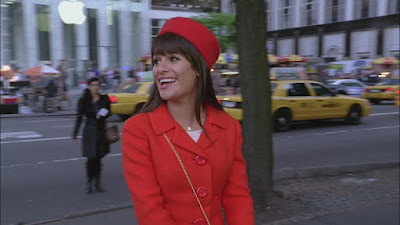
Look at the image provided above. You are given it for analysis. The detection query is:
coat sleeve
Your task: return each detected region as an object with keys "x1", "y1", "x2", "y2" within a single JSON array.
[
  {"x1": 72, "y1": 98, "x2": 84, "y2": 139},
  {"x1": 122, "y1": 116, "x2": 177, "y2": 225},
  {"x1": 222, "y1": 120, "x2": 255, "y2": 225}
]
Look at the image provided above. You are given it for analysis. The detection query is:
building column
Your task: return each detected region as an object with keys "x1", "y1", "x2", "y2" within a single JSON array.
[
  {"x1": 272, "y1": 0, "x2": 279, "y2": 30},
  {"x1": 1, "y1": 6, "x2": 10, "y2": 66},
  {"x1": 118, "y1": 0, "x2": 133, "y2": 81},
  {"x1": 138, "y1": 0, "x2": 151, "y2": 58},
  {"x1": 377, "y1": 0, "x2": 388, "y2": 16},
  {"x1": 22, "y1": 0, "x2": 39, "y2": 69},
  {"x1": 344, "y1": 0, "x2": 354, "y2": 21},
  {"x1": 97, "y1": 0, "x2": 109, "y2": 70},
  {"x1": 318, "y1": 0, "x2": 326, "y2": 24},
  {"x1": 49, "y1": 1, "x2": 64, "y2": 67},
  {"x1": 75, "y1": 9, "x2": 89, "y2": 81},
  {"x1": 293, "y1": 0, "x2": 301, "y2": 28}
]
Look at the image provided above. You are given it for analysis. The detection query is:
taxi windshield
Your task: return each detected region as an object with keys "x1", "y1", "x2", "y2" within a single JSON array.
[{"x1": 118, "y1": 83, "x2": 141, "y2": 93}]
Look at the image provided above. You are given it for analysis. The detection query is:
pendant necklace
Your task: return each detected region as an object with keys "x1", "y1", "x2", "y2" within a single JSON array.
[{"x1": 187, "y1": 127, "x2": 192, "y2": 131}]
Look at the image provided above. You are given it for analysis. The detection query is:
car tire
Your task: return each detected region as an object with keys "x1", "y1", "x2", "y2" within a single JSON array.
[
  {"x1": 274, "y1": 108, "x2": 292, "y2": 132},
  {"x1": 344, "y1": 104, "x2": 362, "y2": 125},
  {"x1": 119, "y1": 114, "x2": 131, "y2": 121},
  {"x1": 338, "y1": 90, "x2": 347, "y2": 95}
]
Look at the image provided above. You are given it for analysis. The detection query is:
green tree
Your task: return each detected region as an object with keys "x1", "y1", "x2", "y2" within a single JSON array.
[
  {"x1": 235, "y1": 0, "x2": 274, "y2": 209},
  {"x1": 191, "y1": 13, "x2": 236, "y2": 52}
]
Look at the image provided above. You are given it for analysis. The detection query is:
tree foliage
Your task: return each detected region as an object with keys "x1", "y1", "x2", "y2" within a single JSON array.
[{"x1": 191, "y1": 13, "x2": 236, "y2": 52}]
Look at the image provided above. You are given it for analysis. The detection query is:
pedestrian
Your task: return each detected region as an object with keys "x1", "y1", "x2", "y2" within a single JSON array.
[
  {"x1": 122, "y1": 17, "x2": 254, "y2": 225},
  {"x1": 72, "y1": 77, "x2": 111, "y2": 194}
]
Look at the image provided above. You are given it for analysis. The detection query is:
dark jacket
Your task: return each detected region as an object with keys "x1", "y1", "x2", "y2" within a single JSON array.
[{"x1": 73, "y1": 94, "x2": 111, "y2": 158}]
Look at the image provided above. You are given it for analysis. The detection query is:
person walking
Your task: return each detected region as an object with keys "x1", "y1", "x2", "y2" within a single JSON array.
[
  {"x1": 72, "y1": 77, "x2": 111, "y2": 194},
  {"x1": 122, "y1": 17, "x2": 254, "y2": 225}
]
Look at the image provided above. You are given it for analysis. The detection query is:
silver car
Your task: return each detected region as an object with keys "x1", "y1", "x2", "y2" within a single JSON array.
[{"x1": 326, "y1": 79, "x2": 367, "y2": 97}]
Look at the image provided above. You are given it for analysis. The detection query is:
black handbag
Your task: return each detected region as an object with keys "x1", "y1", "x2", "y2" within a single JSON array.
[{"x1": 105, "y1": 125, "x2": 120, "y2": 144}]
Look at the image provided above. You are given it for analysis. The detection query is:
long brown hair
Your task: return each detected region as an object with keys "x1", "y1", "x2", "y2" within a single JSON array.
[{"x1": 141, "y1": 33, "x2": 223, "y2": 131}]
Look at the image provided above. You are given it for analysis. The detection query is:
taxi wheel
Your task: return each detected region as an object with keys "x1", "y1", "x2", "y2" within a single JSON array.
[
  {"x1": 274, "y1": 108, "x2": 292, "y2": 132},
  {"x1": 345, "y1": 104, "x2": 362, "y2": 125},
  {"x1": 119, "y1": 114, "x2": 131, "y2": 121}
]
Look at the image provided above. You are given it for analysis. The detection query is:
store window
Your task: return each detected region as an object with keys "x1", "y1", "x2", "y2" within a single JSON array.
[
  {"x1": 151, "y1": 19, "x2": 166, "y2": 40},
  {"x1": 36, "y1": 4, "x2": 51, "y2": 61},
  {"x1": 325, "y1": 0, "x2": 344, "y2": 23},
  {"x1": 280, "y1": 0, "x2": 294, "y2": 29},
  {"x1": 354, "y1": 0, "x2": 376, "y2": 19},
  {"x1": 152, "y1": 0, "x2": 220, "y2": 12},
  {"x1": 301, "y1": 0, "x2": 318, "y2": 26},
  {"x1": 388, "y1": 0, "x2": 400, "y2": 14}
]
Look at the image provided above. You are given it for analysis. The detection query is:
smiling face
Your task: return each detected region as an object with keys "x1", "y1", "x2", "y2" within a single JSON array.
[{"x1": 152, "y1": 53, "x2": 198, "y2": 103}]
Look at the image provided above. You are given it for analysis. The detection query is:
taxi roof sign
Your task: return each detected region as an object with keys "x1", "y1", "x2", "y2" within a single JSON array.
[{"x1": 270, "y1": 67, "x2": 308, "y2": 80}]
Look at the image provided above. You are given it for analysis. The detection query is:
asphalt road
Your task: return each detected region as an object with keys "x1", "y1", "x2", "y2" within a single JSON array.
[{"x1": 1, "y1": 104, "x2": 399, "y2": 225}]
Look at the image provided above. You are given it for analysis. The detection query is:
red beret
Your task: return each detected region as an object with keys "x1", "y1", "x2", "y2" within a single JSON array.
[{"x1": 158, "y1": 17, "x2": 220, "y2": 70}]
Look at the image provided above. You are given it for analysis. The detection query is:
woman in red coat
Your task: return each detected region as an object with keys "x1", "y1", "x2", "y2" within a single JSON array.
[{"x1": 122, "y1": 17, "x2": 254, "y2": 225}]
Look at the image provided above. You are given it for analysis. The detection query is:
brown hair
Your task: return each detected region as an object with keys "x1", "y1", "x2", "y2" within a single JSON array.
[{"x1": 140, "y1": 33, "x2": 223, "y2": 131}]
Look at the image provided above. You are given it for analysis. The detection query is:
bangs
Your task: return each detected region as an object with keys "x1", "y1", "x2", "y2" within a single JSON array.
[{"x1": 151, "y1": 33, "x2": 200, "y2": 65}]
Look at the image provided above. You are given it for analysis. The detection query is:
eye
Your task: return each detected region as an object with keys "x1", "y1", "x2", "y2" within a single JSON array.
[
  {"x1": 170, "y1": 56, "x2": 179, "y2": 62},
  {"x1": 153, "y1": 58, "x2": 161, "y2": 65}
]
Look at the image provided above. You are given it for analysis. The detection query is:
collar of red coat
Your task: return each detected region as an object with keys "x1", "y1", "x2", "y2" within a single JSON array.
[
  {"x1": 147, "y1": 103, "x2": 227, "y2": 135},
  {"x1": 147, "y1": 103, "x2": 228, "y2": 154}
]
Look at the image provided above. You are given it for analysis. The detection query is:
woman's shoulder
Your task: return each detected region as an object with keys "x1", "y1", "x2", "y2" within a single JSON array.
[{"x1": 123, "y1": 112, "x2": 151, "y2": 130}]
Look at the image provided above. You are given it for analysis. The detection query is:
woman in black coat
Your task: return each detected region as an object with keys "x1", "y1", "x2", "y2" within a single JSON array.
[{"x1": 72, "y1": 77, "x2": 111, "y2": 193}]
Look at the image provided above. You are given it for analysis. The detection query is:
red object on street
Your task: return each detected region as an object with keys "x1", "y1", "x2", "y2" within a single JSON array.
[{"x1": 2, "y1": 98, "x2": 17, "y2": 104}]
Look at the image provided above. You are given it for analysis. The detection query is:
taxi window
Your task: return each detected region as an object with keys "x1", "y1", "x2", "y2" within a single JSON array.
[
  {"x1": 310, "y1": 83, "x2": 334, "y2": 97},
  {"x1": 342, "y1": 82, "x2": 362, "y2": 87},
  {"x1": 378, "y1": 79, "x2": 400, "y2": 85},
  {"x1": 271, "y1": 83, "x2": 277, "y2": 93},
  {"x1": 287, "y1": 83, "x2": 310, "y2": 96},
  {"x1": 119, "y1": 83, "x2": 141, "y2": 93}
]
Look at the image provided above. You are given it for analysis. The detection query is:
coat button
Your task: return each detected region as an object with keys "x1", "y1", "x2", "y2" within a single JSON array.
[
  {"x1": 195, "y1": 155, "x2": 206, "y2": 165},
  {"x1": 197, "y1": 187, "x2": 207, "y2": 198},
  {"x1": 195, "y1": 218, "x2": 205, "y2": 225}
]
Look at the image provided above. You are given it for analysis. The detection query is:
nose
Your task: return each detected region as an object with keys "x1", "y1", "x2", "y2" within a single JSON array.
[{"x1": 155, "y1": 57, "x2": 169, "y2": 73}]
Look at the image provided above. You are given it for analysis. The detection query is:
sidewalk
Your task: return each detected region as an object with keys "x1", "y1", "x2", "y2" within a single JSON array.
[{"x1": 25, "y1": 163, "x2": 399, "y2": 225}]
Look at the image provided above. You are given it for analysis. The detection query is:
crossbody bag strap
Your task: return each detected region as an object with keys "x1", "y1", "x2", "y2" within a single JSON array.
[{"x1": 163, "y1": 133, "x2": 211, "y2": 225}]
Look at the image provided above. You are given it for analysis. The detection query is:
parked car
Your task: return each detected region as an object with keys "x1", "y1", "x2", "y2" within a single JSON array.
[
  {"x1": 326, "y1": 79, "x2": 367, "y2": 97},
  {"x1": 362, "y1": 78, "x2": 400, "y2": 104},
  {"x1": 217, "y1": 80, "x2": 371, "y2": 131},
  {"x1": 108, "y1": 81, "x2": 153, "y2": 121}
]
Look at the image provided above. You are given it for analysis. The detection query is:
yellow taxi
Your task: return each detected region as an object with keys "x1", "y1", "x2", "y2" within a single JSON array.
[
  {"x1": 395, "y1": 89, "x2": 400, "y2": 106},
  {"x1": 362, "y1": 78, "x2": 400, "y2": 104},
  {"x1": 108, "y1": 81, "x2": 153, "y2": 120},
  {"x1": 217, "y1": 80, "x2": 371, "y2": 131}
]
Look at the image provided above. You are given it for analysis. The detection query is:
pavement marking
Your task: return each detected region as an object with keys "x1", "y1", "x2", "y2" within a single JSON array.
[
  {"x1": 283, "y1": 125, "x2": 400, "y2": 138},
  {"x1": 51, "y1": 125, "x2": 75, "y2": 128},
  {"x1": 369, "y1": 112, "x2": 399, "y2": 116},
  {"x1": 0, "y1": 136, "x2": 75, "y2": 144},
  {"x1": 0, "y1": 131, "x2": 43, "y2": 140},
  {"x1": 0, "y1": 153, "x2": 122, "y2": 169}
]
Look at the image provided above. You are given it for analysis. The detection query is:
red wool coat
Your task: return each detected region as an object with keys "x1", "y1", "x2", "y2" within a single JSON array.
[{"x1": 122, "y1": 103, "x2": 254, "y2": 225}]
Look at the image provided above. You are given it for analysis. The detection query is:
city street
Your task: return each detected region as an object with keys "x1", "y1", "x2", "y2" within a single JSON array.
[{"x1": 1, "y1": 104, "x2": 399, "y2": 225}]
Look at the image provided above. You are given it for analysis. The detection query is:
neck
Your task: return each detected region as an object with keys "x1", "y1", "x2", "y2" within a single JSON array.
[{"x1": 167, "y1": 101, "x2": 204, "y2": 131}]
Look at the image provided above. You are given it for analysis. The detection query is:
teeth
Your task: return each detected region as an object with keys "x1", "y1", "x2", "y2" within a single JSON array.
[{"x1": 160, "y1": 78, "x2": 176, "y2": 83}]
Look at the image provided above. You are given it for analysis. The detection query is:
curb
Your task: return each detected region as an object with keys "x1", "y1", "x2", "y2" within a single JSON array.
[
  {"x1": 21, "y1": 161, "x2": 399, "y2": 225},
  {"x1": 0, "y1": 111, "x2": 76, "y2": 118},
  {"x1": 24, "y1": 204, "x2": 133, "y2": 225},
  {"x1": 273, "y1": 161, "x2": 399, "y2": 181}
]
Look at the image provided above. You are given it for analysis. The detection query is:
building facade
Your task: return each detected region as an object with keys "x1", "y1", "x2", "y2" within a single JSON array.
[
  {"x1": 264, "y1": 0, "x2": 400, "y2": 61},
  {"x1": 0, "y1": 0, "x2": 221, "y2": 85}
]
